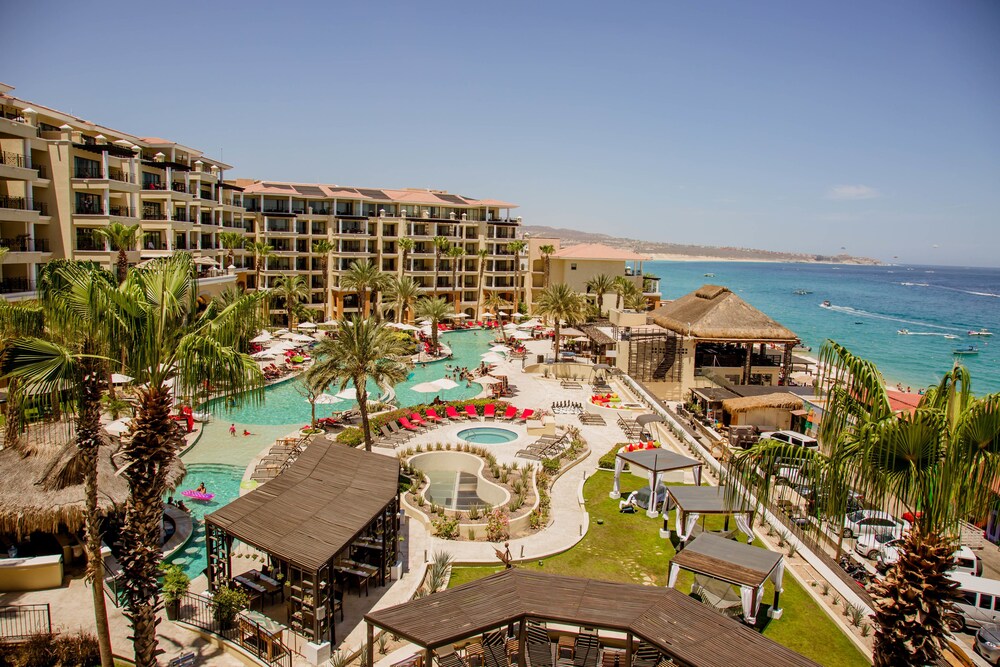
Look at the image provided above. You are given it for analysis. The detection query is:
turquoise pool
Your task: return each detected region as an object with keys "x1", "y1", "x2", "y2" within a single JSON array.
[
  {"x1": 165, "y1": 463, "x2": 244, "y2": 580},
  {"x1": 211, "y1": 329, "x2": 495, "y2": 426},
  {"x1": 458, "y1": 427, "x2": 519, "y2": 444}
]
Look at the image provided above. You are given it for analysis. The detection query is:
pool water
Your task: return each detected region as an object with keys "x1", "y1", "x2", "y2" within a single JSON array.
[
  {"x1": 458, "y1": 427, "x2": 519, "y2": 445},
  {"x1": 165, "y1": 463, "x2": 244, "y2": 580},
  {"x1": 210, "y1": 329, "x2": 495, "y2": 426}
]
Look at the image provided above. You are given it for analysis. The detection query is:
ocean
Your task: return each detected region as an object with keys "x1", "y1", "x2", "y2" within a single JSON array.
[{"x1": 643, "y1": 261, "x2": 1000, "y2": 395}]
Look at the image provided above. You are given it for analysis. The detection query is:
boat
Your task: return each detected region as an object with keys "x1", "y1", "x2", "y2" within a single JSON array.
[
  {"x1": 944, "y1": 334, "x2": 958, "y2": 340},
  {"x1": 792, "y1": 289, "x2": 813, "y2": 295},
  {"x1": 897, "y1": 329, "x2": 910, "y2": 335},
  {"x1": 181, "y1": 489, "x2": 215, "y2": 502},
  {"x1": 704, "y1": 273, "x2": 715, "y2": 277},
  {"x1": 821, "y1": 300, "x2": 831, "y2": 308},
  {"x1": 953, "y1": 346, "x2": 979, "y2": 356},
  {"x1": 968, "y1": 328, "x2": 993, "y2": 336}
]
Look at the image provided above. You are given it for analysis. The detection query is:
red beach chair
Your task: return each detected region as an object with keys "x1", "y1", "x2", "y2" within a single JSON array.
[
  {"x1": 484, "y1": 404, "x2": 496, "y2": 420},
  {"x1": 445, "y1": 405, "x2": 465, "y2": 421},
  {"x1": 409, "y1": 412, "x2": 428, "y2": 427},
  {"x1": 465, "y1": 405, "x2": 479, "y2": 420},
  {"x1": 398, "y1": 417, "x2": 420, "y2": 431},
  {"x1": 500, "y1": 405, "x2": 518, "y2": 421},
  {"x1": 426, "y1": 409, "x2": 443, "y2": 423},
  {"x1": 518, "y1": 409, "x2": 534, "y2": 422}
]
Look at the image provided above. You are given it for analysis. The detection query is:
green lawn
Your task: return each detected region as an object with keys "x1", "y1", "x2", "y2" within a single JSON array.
[{"x1": 448, "y1": 470, "x2": 869, "y2": 667}]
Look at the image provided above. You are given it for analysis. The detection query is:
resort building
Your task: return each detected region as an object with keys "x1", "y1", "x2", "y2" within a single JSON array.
[{"x1": 524, "y1": 238, "x2": 661, "y2": 310}]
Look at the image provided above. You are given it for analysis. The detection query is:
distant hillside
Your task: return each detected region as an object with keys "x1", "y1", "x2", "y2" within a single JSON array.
[{"x1": 522, "y1": 225, "x2": 881, "y2": 265}]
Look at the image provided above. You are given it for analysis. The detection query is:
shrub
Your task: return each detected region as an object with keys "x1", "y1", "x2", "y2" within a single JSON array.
[
  {"x1": 846, "y1": 603, "x2": 865, "y2": 627},
  {"x1": 468, "y1": 504, "x2": 482, "y2": 521},
  {"x1": 821, "y1": 582, "x2": 830, "y2": 596},
  {"x1": 161, "y1": 562, "x2": 190, "y2": 606},
  {"x1": 598, "y1": 445, "x2": 628, "y2": 470},
  {"x1": 53, "y1": 632, "x2": 101, "y2": 666},
  {"x1": 485, "y1": 507, "x2": 510, "y2": 542},
  {"x1": 860, "y1": 622, "x2": 871, "y2": 637},
  {"x1": 467, "y1": 527, "x2": 477, "y2": 540},
  {"x1": 528, "y1": 509, "x2": 542, "y2": 529},
  {"x1": 377, "y1": 633, "x2": 390, "y2": 655},
  {"x1": 213, "y1": 585, "x2": 250, "y2": 629},
  {"x1": 542, "y1": 458, "x2": 560, "y2": 474},
  {"x1": 434, "y1": 517, "x2": 459, "y2": 539}
]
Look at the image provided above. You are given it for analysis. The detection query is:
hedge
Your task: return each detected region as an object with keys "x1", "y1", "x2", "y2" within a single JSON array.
[
  {"x1": 598, "y1": 444, "x2": 628, "y2": 470},
  {"x1": 336, "y1": 398, "x2": 512, "y2": 447}
]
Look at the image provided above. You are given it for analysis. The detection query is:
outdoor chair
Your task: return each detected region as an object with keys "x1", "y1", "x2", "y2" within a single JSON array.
[
  {"x1": 484, "y1": 404, "x2": 496, "y2": 420},
  {"x1": 518, "y1": 408, "x2": 535, "y2": 422},
  {"x1": 388, "y1": 422, "x2": 413, "y2": 442},
  {"x1": 482, "y1": 630, "x2": 507, "y2": 667},
  {"x1": 630, "y1": 644, "x2": 661, "y2": 667},
  {"x1": 379, "y1": 425, "x2": 407, "y2": 444},
  {"x1": 392, "y1": 655, "x2": 424, "y2": 667},
  {"x1": 409, "y1": 413, "x2": 429, "y2": 427},
  {"x1": 526, "y1": 623, "x2": 554, "y2": 667},
  {"x1": 499, "y1": 406, "x2": 518, "y2": 421},
  {"x1": 398, "y1": 417, "x2": 421, "y2": 431},
  {"x1": 465, "y1": 404, "x2": 480, "y2": 420},
  {"x1": 445, "y1": 406, "x2": 467, "y2": 421},
  {"x1": 426, "y1": 409, "x2": 443, "y2": 423}
]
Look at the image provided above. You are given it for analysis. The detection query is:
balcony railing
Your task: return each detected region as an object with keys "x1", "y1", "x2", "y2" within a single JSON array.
[
  {"x1": 0, "y1": 277, "x2": 35, "y2": 294},
  {"x1": 0, "y1": 195, "x2": 45, "y2": 214},
  {"x1": 109, "y1": 205, "x2": 134, "y2": 218},
  {"x1": 75, "y1": 202, "x2": 104, "y2": 215},
  {"x1": 74, "y1": 165, "x2": 104, "y2": 179},
  {"x1": 34, "y1": 164, "x2": 46, "y2": 178},
  {"x1": 75, "y1": 237, "x2": 106, "y2": 252},
  {"x1": 171, "y1": 181, "x2": 187, "y2": 193},
  {"x1": 1, "y1": 151, "x2": 27, "y2": 168},
  {"x1": 109, "y1": 166, "x2": 130, "y2": 182},
  {"x1": 143, "y1": 241, "x2": 167, "y2": 250},
  {"x1": 142, "y1": 209, "x2": 168, "y2": 220},
  {"x1": 1, "y1": 105, "x2": 26, "y2": 123},
  {"x1": 0, "y1": 237, "x2": 49, "y2": 252},
  {"x1": 173, "y1": 213, "x2": 190, "y2": 222}
]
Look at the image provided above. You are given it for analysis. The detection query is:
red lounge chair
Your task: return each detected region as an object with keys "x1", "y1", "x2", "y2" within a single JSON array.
[
  {"x1": 409, "y1": 413, "x2": 427, "y2": 427},
  {"x1": 500, "y1": 406, "x2": 518, "y2": 421},
  {"x1": 426, "y1": 409, "x2": 443, "y2": 422},
  {"x1": 465, "y1": 405, "x2": 479, "y2": 420},
  {"x1": 398, "y1": 417, "x2": 420, "y2": 431},
  {"x1": 484, "y1": 404, "x2": 496, "y2": 420},
  {"x1": 518, "y1": 409, "x2": 534, "y2": 422},
  {"x1": 445, "y1": 406, "x2": 465, "y2": 421}
]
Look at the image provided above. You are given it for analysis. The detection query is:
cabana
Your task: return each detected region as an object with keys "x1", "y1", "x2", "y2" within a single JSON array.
[
  {"x1": 205, "y1": 445, "x2": 400, "y2": 645},
  {"x1": 668, "y1": 533, "x2": 786, "y2": 624},
  {"x1": 634, "y1": 413, "x2": 665, "y2": 439},
  {"x1": 662, "y1": 485, "x2": 754, "y2": 543},
  {"x1": 609, "y1": 448, "x2": 702, "y2": 518},
  {"x1": 721, "y1": 392, "x2": 804, "y2": 431},
  {"x1": 364, "y1": 569, "x2": 816, "y2": 667}
]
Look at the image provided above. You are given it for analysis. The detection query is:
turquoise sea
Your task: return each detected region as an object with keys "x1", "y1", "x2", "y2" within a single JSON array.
[{"x1": 644, "y1": 261, "x2": 1000, "y2": 395}]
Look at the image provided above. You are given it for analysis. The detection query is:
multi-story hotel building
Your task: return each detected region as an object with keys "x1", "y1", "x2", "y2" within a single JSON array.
[{"x1": 0, "y1": 84, "x2": 524, "y2": 320}]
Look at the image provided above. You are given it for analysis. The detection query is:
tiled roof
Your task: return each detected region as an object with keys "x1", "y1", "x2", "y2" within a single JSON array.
[
  {"x1": 237, "y1": 180, "x2": 517, "y2": 208},
  {"x1": 552, "y1": 243, "x2": 649, "y2": 261}
]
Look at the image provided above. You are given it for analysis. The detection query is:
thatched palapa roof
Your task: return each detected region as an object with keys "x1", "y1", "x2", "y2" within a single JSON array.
[
  {"x1": 722, "y1": 392, "x2": 804, "y2": 415},
  {"x1": 0, "y1": 432, "x2": 186, "y2": 539},
  {"x1": 651, "y1": 285, "x2": 798, "y2": 342}
]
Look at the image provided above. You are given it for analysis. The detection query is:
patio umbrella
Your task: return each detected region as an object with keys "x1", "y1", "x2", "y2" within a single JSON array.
[
  {"x1": 193, "y1": 256, "x2": 218, "y2": 266},
  {"x1": 321, "y1": 319, "x2": 338, "y2": 327},
  {"x1": 335, "y1": 388, "x2": 358, "y2": 400},
  {"x1": 298, "y1": 322, "x2": 317, "y2": 329},
  {"x1": 418, "y1": 319, "x2": 433, "y2": 326},
  {"x1": 410, "y1": 382, "x2": 441, "y2": 393},
  {"x1": 251, "y1": 350, "x2": 278, "y2": 359},
  {"x1": 309, "y1": 394, "x2": 343, "y2": 405},
  {"x1": 636, "y1": 414, "x2": 665, "y2": 426},
  {"x1": 250, "y1": 331, "x2": 272, "y2": 344},
  {"x1": 593, "y1": 363, "x2": 612, "y2": 370},
  {"x1": 290, "y1": 333, "x2": 316, "y2": 343},
  {"x1": 446, "y1": 313, "x2": 469, "y2": 319},
  {"x1": 474, "y1": 376, "x2": 503, "y2": 385},
  {"x1": 499, "y1": 310, "x2": 510, "y2": 316},
  {"x1": 490, "y1": 345, "x2": 510, "y2": 353},
  {"x1": 480, "y1": 352, "x2": 505, "y2": 363},
  {"x1": 111, "y1": 373, "x2": 133, "y2": 384},
  {"x1": 509, "y1": 330, "x2": 532, "y2": 340},
  {"x1": 512, "y1": 312, "x2": 525, "y2": 319},
  {"x1": 572, "y1": 336, "x2": 590, "y2": 343},
  {"x1": 433, "y1": 378, "x2": 459, "y2": 390},
  {"x1": 274, "y1": 329, "x2": 290, "y2": 335},
  {"x1": 516, "y1": 319, "x2": 541, "y2": 329},
  {"x1": 481, "y1": 313, "x2": 495, "y2": 319}
]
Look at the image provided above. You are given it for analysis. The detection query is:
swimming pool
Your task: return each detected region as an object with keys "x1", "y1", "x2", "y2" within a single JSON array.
[
  {"x1": 458, "y1": 427, "x2": 519, "y2": 445},
  {"x1": 209, "y1": 329, "x2": 495, "y2": 426},
  {"x1": 164, "y1": 463, "x2": 244, "y2": 581}
]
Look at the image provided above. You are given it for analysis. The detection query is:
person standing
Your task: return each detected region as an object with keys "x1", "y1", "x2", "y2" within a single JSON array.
[{"x1": 229, "y1": 423, "x2": 237, "y2": 437}]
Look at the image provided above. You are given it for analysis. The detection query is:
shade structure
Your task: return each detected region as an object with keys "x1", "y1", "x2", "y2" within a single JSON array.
[
  {"x1": 516, "y1": 318, "x2": 540, "y2": 328},
  {"x1": 418, "y1": 319, "x2": 433, "y2": 325},
  {"x1": 511, "y1": 312, "x2": 524, "y2": 319},
  {"x1": 662, "y1": 485, "x2": 755, "y2": 543},
  {"x1": 433, "y1": 378, "x2": 458, "y2": 390},
  {"x1": 250, "y1": 332, "x2": 272, "y2": 344},
  {"x1": 321, "y1": 319, "x2": 338, "y2": 326},
  {"x1": 474, "y1": 376, "x2": 503, "y2": 385},
  {"x1": 193, "y1": 256, "x2": 218, "y2": 266},
  {"x1": 335, "y1": 387, "x2": 359, "y2": 400},
  {"x1": 309, "y1": 394, "x2": 342, "y2": 405},
  {"x1": 509, "y1": 330, "x2": 532, "y2": 340},
  {"x1": 559, "y1": 327, "x2": 585, "y2": 337},
  {"x1": 481, "y1": 313, "x2": 495, "y2": 319},
  {"x1": 410, "y1": 382, "x2": 440, "y2": 393},
  {"x1": 572, "y1": 336, "x2": 590, "y2": 343},
  {"x1": 298, "y1": 322, "x2": 317, "y2": 329},
  {"x1": 110, "y1": 373, "x2": 133, "y2": 384},
  {"x1": 446, "y1": 313, "x2": 469, "y2": 319},
  {"x1": 489, "y1": 345, "x2": 510, "y2": 352},
  {"x1": 636, "y1": 414, "x2": 666, "y2": 427},
  {"x1": 273, "y1": 329, "x2": 290, "y2": 335},
  {"x1": 592, "y1": 363, "x2": 612, "y2": 370},
  {"x1": 251, "y1": 350, "x2": 276, "y2": 360},
  {"x1": 611, "y1": 448, "x2": 704, "y2": 518},
  {"x1": 388, "y1": 322, "x2": 420, "y2": 331},
  {"x1": 480, "y1": 352, "x2": 505, "y2": 363}
]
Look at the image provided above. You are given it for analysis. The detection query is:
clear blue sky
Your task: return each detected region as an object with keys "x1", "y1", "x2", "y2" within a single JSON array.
[{"x1": 6, "y1": 0, "x2": 999, "y2": 266}]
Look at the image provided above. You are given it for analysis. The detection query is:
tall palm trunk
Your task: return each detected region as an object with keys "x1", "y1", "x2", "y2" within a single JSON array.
[
  {"x1": 433, "y1": 248, "x2": 441, "y2": 298},
  {"x1": 513, "y1": 250, "x2": 521, "y2": 312},
  {"x1": 361, "y1": 287, "x2": 370, "y2": 317},
  {"x1": 120, "y1": 384, "x2": 182, "y2": 667},
  {"x1": 476, "y1": 263, "x2": 486, "y2": 320},
  {"x1": 78, "y1": 353, "x2": 114, "y2": 667},
  {"x1": 451, "y1": 261, "x2": 460, "y2": 313},
  {"x1": 356, "y1": 377, "x2": 372, "y2": 452},
  {"x1": 552, "y1": 321, "x2": 562, "y2": 363},
  {"x1": 116, "y1": 249, "x2": 129, "y2": 285},
  {"x1": 321, "y1": 255, "x2": 329, "y2": 320}
]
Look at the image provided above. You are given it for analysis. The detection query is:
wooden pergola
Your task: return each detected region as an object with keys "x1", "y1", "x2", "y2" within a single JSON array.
[
  {"x1": 668, "y1": 533, "x2": 786, "y2": 624},
  {"x1": 205, "y1": 445, "x2": 400, "y2": 645},
  {"x1": 364, "y1": 569, "x2": 816, "y2": 667},
  {"x1": 662, "y1": 485, "x2": 755, "y2": 543}
]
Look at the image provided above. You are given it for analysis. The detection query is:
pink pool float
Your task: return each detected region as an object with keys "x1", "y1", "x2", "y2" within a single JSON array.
[{"x1": 181, "y1": 489, "x2": 215, "y2": 502}]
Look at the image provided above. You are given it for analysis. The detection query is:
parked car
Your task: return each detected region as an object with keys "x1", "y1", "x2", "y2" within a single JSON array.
[
  {"x1": 854, "y1": 531, "x2": 902, "y2": 560},
  {"x1": 879, "y1": 544, "x2": 982, "y2": 576},
  {"x1": 759, "y1": 430, "x2": 819, "y2": 450},
  {"x1": 840, "y1": 509, "x2": 909, "y2": 540},
  {"x1": 947, "y1": 573, "x2": 1000, "y2": 632},
  {"x1": 975, "y1": 623, "x2": 1000, "y2": 664}
]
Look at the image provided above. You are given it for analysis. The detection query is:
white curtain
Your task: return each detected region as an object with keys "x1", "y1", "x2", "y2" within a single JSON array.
[
  {"x1": 734, "y1": 512, "x2": 754, "y2": 543},
  {"x1": 647, "y1": 471, "x2": 662, "y2": 517},
  {"x1": 667, "y1": 563, "x2": 680, "y2": 589},
  {"x1": 611, "y1": 453, "x2": 626, "y2": 498},
  {"x1": 677, "y1": 511, "x2": 700, "y2": 541},
  {"x1": 661, "y1": 488, "x2": 674, "y2": 519},
  {"x1": 693, "y1": 465, "x2": 702, "y2": 486},
  {"x1": 740, "y1": 585, "x2": 763, "y2": 625},
  {"x1": 768, "y1": 559, "x2": 785, "y2": 618}
]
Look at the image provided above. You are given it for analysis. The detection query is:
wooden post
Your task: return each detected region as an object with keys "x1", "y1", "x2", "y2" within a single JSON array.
[
  {"x1": 425, "y1": 646, "x2": 434, "y2": 667},
  {"x1": 742, "y1": 343, "x2": 753, "y2": 384},
  {"x1": 782, "y1": 343, "x2": 794, "y2": 385},
  {"x1": 517, "y1": 619, "x2": 527, "y2": 667},
  {"x1": 625, "y1": 632, "x2": 633, "y2": 667},
  {"x1": 367, "y1": 622, "x2": 375, "y2": 667}
]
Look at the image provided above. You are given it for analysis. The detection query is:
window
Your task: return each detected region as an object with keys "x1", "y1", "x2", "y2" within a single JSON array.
[
  {"x1": 993, "y1": 597, "x2": 1000, "y2": 612},
  {"x1": 74, "y1": 156, "x2": 101, "y2": 179},
  {"x1": 571, "y1": 263, "x2": 577, "y2": 271},
  {"x1": 964, "y1": 591, "x2": 978, "y2": 606},
  {"x1": 979, "y1": 594, "x2": 993, "y2": 610}
]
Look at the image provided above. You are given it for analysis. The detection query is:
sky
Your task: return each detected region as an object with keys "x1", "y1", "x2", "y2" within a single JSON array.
[{"x1": 5, "y1": 0, "x2": 999, "y2": 266}]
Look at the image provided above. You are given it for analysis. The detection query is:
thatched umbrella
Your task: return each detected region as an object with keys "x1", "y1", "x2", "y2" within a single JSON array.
[{"x1": 0, "y1": 436, "x2": 185, "y2": 540}]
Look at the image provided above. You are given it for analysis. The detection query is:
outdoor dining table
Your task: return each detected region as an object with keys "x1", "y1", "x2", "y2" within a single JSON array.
[
  {"x1": 233, "y1": 575, "x2": 267, "y2": 609},
  {"x1": 245, "y1": 569, "x2": 284, "y2": 604},
  {"x1": 238, "y1": 609, "x2": 286, "y2": 663},
  {"x1": 335, "y1": 561, "x2": 377, "y2": 597}
]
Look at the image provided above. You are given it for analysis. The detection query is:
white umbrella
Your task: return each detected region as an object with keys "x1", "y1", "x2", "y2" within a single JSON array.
[
  {"x1": 499, "y1": 310, "x2": 510, "y2": 316},
  {"x1": 517, "y1": 319, "x2": 541, "y2": 329},
  {"x1": 447, "y1": 313, "x2": 469, "y2": 319},
  {"x1": 322, "y1": 319, "x2": 338, "y2": 326},
  {"x1": 289, "y1": 333, "x2": 316, "y2": 343},
  {"x1": 512, "y1": 312, "x2": 525, "y2": 319},
  {"x1": 251, "y1": 350, "x2": 278, "y2": 360},
  {"x1": 481, "y1": 313, "x2": 495, "y2": 319},
  {"x1": 480, "y1": 352, "x2": 505, "y2": 363},
  {"x1": 572, "y1": 336, "x2": 590, "y2": 343},
  {"x1": 335, "y1": 387, "x2": 358, "y2": 400},
  {"x1": 509, "y1": 330, "x2": 532, "y2": 340},
  {"x1": 388, "y1": 322, "x2": 419, "y2": 331},
  {"x1": 410, "y1": 382, "x2": 440, "y2": 393},
  {"x1": 474, "y1": 376, "x2": 503, "y2": 385},
  {"x1": 298, "y1": 322, "x2": 317, "y2": 329},
  {"x1": 193, "y1": 256, "x2": 218, "y2": 266},
  {"x1": 250, "y1": 331, "x2": 272, "y2": 344},
  {"x1": 418, "y1": 319, "x2": 433, "y2": 326},
  {"x1": 104, "y1": 418, "x2": 131, "y2": 435},
  {"x1": 433, "y1": 378, "x2": 459, "y2": 390},
  {"x1": 274, "y1": 329, "x2": 290, "y2": 335},
  {"x1": 490, "y1": 345, "x2": 510, "y2": 353},
  {"x1": 111, "y1": 373, "x2": 133, "y2": 384},
  {"x1": 309, "y1": 394, "x2": 342, "y2": 405}
]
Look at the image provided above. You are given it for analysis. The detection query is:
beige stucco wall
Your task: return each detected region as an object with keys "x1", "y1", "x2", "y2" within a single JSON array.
[{"x1": 0, "y1": 554, "x2": 63, "y2": 591}]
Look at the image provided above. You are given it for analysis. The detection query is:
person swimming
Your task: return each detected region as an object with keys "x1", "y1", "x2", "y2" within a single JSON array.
[{"x1": 196, "y1": 482, "x2": 207, "y2": 494}]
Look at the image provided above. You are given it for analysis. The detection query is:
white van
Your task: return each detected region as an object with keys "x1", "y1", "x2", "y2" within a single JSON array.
[
  {"x1": 759, "y1": 430, "x2": 819, "y2": 450},
  {"x1": 948, "y1": 572, "x2": 1000, "y2": 631}
]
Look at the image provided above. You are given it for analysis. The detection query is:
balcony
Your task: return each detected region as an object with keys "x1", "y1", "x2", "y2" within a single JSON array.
[
  {"x1": 75, "y1": 237, "x2": 107, "y2": 252},
  {"x1": 173, "y1": 213, "x2": 190, "y2": 222},
  {"x1": 143, "y1": 182, "x2": 168, "y2": 191},
  {"x1": 0, "y1": 277, "x2": 35, "y2": 294},
  {"x1": 109, "y1": 205, "x2": 135, "y2": 218},
  {"x1": 0, "y1": 237, "x2": 49, "y2": 252},
  {"x1": 0, "y1": 196, "x2": 46, "y2": 214},
  {"x1": 142, "y1": 209, "x2": 168, "y2": 221},
  {"x1": 108, "y1": 167, "x2": 130, "y2": 183},
  {"x1": 74, "y1": 165, "x2": 104, "y2": 179},
  {"x1": 75, "y1": 202, "x2": 104, "y2": 215},
  {"x1": 172, "y1": 182, "x2": 187, "y2": 193},
  {"x1": 1, "y1": 151, "x2": 27, "y2": 168}
]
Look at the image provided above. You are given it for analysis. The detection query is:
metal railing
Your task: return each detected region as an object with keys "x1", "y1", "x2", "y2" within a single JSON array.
[
  {"x1": 172, "y1": 181, "x2": 187, "y2": 193},
  {"x1": 175, "y1": 593, "x2": 291, "y2": 667},
  {"x1": 109, "y1": 205, "x2": 135, "y2": 218},
  {"x1": 0, "y1": 604, "x2": 51, "y2": 641},
  {"x1": 76, "y1": 237, "x2": 107, "y2": 252},
  {"x1": 1, "y1": 151, "x2": 26, "y2": 168},
  {"x1": 0, "y1": 195, "x2": 45, "y2": 214},
  {"x1": 142, "y1": 182, "x2": 168, "y2": 191},
  {"x1": 109, "y1": 166, "x2": 130, "y2": 182},
  {"x1": 74, "y1": 166, "x2": 104, "y2": 179},
  {"x1": 142, "y1": 209, "x2": 168, "y2": 220},
  {"x1": 0, "y1": 238, "x2": 49, "y2": 252},
  {"x1": 75, "y1": 202, "x2": 104, "y2": 215},
  {"x1": 0, "y1": 277, "x2": 36, "y2": 294}
]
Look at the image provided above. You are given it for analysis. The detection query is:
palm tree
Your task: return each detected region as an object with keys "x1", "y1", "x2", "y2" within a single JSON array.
[
  {"x1": 534, "y1": 283, "x2": 585, "y2": 363},
  {"x1": 342, "y1": 259, "x2": 391, "y2": 318},
  {"x1": 386, "y1": 275, "x2": 420, "y2": 323},
  {"x1": 2, "y1": 262, "x2": 121, "y2": 667},
  {"x1": 475, "y1": 249, "x2": 489, "y2": 321},
  {"x1": 397, "y1": 238, "x2": 415, "y2": 279},
  {"x1": 245, "y1": 240, "x2": 273, "y2": 294},
  {"x1": 112, "y1": 254, "x2": 264, "y2": 666},
  {"x1": 506, "y1": 240, "x2": 527, "y2": 312},
  {"x1": 727, "y1": 342, "x2": 1000, "y2": 667},
  {"x1": 623, "y1": 288, "x2": 646, "y2": 311},
  {"x1": 311, "y1": 239, "x2": 334, "y2": 320},
  {"x1": 218, "y1": 231, "x2": 244, "y2": 270},
  {"x1": 611, "y1": 275, "x2": 633, "y2": 310},
  {"x1": 539, "y1": 244, "x2": 555, "y2": 288},
  {"x1": 309, "y1": 316, "x2": 409, "y2": 451},
  {"x1": 415, "y1": 297, "x2": 451, "y2": 355},
  {"x1": 483, "y1": 291, "x2": 510, "y2": 340},
  {"x1": 586, "y1": 274, "x2": 615, "y2": 316},
  {"x1": 446, "y1": 245, "x2": 465, "y2": 313},
  {"x1": 432, "y1": 236, "x2": 450, "y2": 297},
  {"x1": 0, "y1": 246, "x2": 8, "y2": 285},
  {"x1": 272, "y1": 274, "x2": 310, "y2": 328},
  {"x1": 94, "y1": 222, "x2": 139, "y2": 284}
]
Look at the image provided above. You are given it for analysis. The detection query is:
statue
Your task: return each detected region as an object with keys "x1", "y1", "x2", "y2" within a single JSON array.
[{"x1": 494, "y1": 541, "x2": 514, "y2": 569}]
